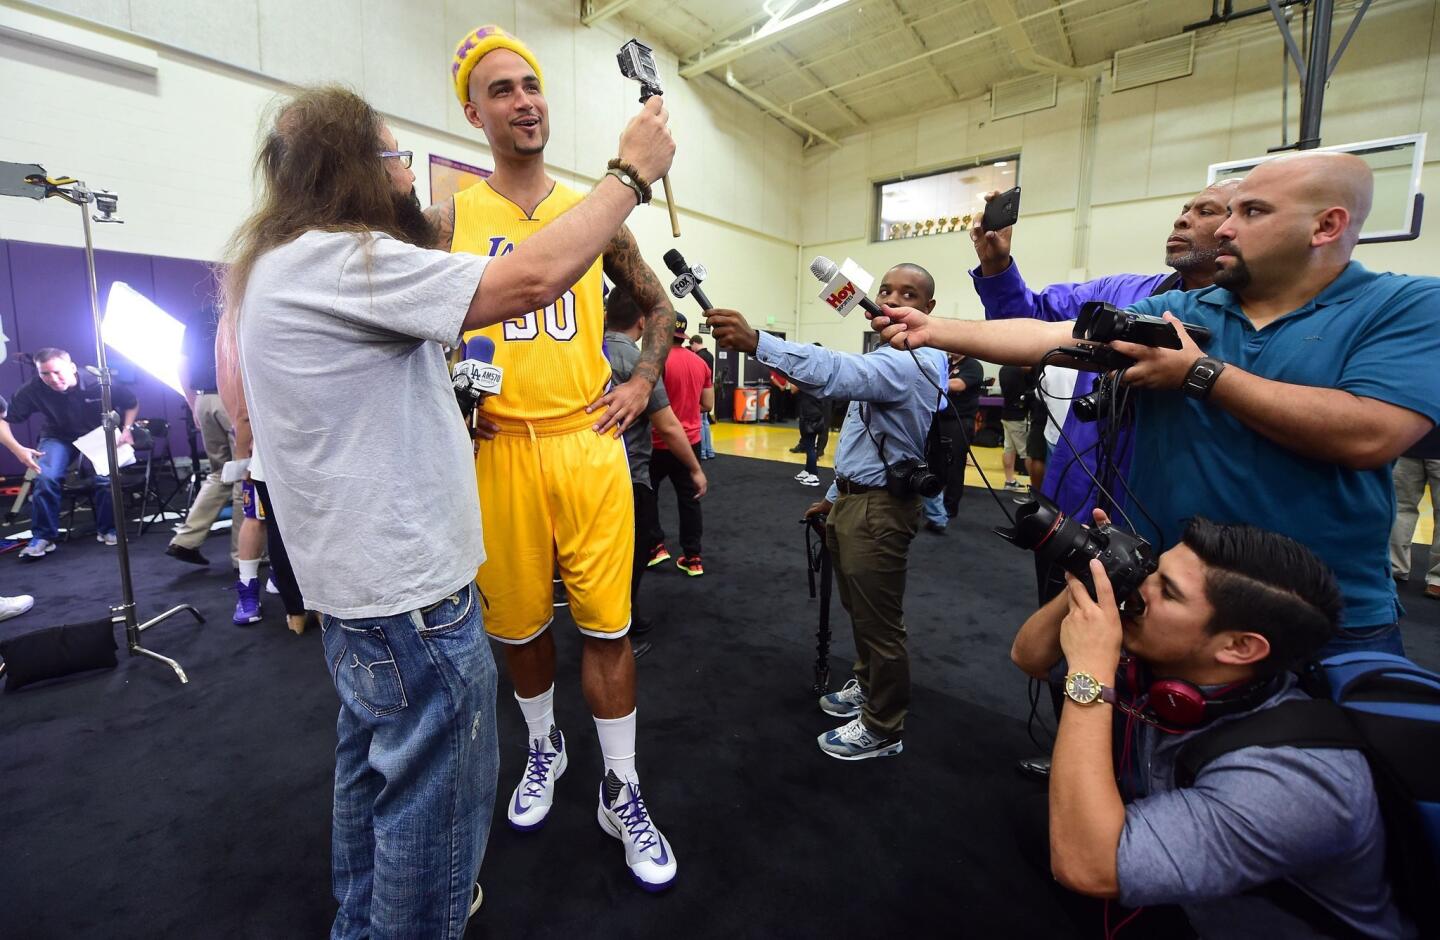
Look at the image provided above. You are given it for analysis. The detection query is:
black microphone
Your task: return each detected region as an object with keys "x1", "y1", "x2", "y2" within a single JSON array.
[
  {"x1": 663, "y1": 249, "x2": 712, "y2": 332},
  {"x1": 809, "y1": 255, "x2": 885, "y2": 319},
  {"x1": 663, "y1": 249, "x2": 712, "y2": 310}
]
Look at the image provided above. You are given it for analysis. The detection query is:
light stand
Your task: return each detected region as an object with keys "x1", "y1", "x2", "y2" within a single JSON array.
[{"x1": 2, "y1": 162, "x2": 201, "y2": 683}]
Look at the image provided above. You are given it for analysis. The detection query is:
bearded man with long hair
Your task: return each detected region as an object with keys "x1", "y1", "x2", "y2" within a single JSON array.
[{"x1": 220, "y1": 84, "x2": 672, "y2": 939}]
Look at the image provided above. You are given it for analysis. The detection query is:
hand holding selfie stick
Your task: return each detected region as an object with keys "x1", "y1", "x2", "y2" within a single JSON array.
[{"x1": 617, "y1": 40, "x2": 680, "y2": 237}]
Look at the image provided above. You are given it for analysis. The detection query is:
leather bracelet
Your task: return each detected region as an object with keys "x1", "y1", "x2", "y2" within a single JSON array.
[
  {"x1": 604, "y1": 168, "x2": 645, "y2": 206},
  {"x1": 606, "y1": 158, "x2": 652, "y2": 204}
]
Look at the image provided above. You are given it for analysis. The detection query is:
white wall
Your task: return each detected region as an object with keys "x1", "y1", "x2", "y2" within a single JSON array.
[
  {"x1": 797, "y1": 0, "x2": 1440, "y2": 355},
  {"x1": 0, "y1": 0, "x2": 803, "y2": 337}
]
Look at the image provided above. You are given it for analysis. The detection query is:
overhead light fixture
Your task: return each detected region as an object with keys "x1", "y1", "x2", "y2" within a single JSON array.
[{"x1": 995, "y1": 161, "x2": 1008, "y2": 167}]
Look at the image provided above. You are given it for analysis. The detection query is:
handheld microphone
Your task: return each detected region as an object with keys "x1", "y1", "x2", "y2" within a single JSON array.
[
  {"x1": 453, "y1": 336, "x2": 504, "y2": 412},
  {"x1": 809, "y1": 256, "x2": 884, "y2": 319},
  {"x1": 663, "y1": 249, "x2": 713, "y2": 333}
]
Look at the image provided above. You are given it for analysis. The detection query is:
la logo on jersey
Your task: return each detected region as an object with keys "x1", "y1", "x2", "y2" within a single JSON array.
[{"x1": 484, "y1": 236, "x2": 516, "y2": 257}]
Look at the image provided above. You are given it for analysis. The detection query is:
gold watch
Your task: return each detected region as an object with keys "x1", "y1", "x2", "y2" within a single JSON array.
[{"x1": 1064, "y1": 671, "x2": 1116, "y2": 706}]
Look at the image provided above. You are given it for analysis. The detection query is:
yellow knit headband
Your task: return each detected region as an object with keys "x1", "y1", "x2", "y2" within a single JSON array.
[{"x1": 451, "y1": 25, "x2": 544, "y2": 106}]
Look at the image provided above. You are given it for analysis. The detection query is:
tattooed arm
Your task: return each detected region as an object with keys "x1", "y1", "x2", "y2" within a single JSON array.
[
  {"x1": 423, "y1": 197, "x2": 456, "y2": 252},
  {"x1": 587, "y1": 224, "x2": 677, "y2": 436}
]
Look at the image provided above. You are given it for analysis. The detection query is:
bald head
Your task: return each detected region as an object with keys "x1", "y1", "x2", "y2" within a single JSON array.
[
  {"x1": 1247, "y1": 152, "x2": 1374, "y2": 241},
  {"x1": 1211, "y1": 151, "x2": 1373, "y2": 298}
]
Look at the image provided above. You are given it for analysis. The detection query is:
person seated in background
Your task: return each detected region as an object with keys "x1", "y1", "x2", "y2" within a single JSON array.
[
  {"x1": 0, "y1": 347, "x2": 138, "y2": 558},
  {"x1": 604, "y1": 285, "x2": 707, "y2": 659},
  {"x1": 1009, "y1": 515, "x2": 1408, "y2": 938},
  {"x1": 707, "y1": 263, "x2": 945, "y2": 760}
]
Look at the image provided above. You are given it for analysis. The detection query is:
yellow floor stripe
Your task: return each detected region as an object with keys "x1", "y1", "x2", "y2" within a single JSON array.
[{"x1": 710, "y1": 421, "x2": 1434, "y2": 542}]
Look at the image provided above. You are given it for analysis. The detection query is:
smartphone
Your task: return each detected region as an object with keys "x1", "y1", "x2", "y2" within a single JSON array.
[{"x1": 981, "y1": 186, "x2": 1021, "y2": 232}]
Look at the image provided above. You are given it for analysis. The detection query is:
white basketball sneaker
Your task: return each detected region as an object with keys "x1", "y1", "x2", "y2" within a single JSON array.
[
  {"x1": 507, "y1": 728, "x2": 567, "y2": 831},
  {"x1": 597, "y1": 770, "x2": 677, "y2": 892}
]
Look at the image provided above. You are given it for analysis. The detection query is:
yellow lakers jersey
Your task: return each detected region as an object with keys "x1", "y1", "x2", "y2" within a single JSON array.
[{"x1": 454, "y1": 180, "x2": 608, "y2": 421}]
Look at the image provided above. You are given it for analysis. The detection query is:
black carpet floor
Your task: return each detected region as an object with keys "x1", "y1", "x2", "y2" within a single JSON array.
[{"x1": 2, "y1": 453, "x2": 1438, "y2": 938}]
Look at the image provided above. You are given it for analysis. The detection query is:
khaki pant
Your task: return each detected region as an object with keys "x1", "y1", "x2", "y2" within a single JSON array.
[
  {"x1": 1001, "y1": 417, "x2": 1029, "y2": 460},
  {"x1": 1390, "y1": 456, "x2": 1440, "y2": 586},
  {"x1": 170, "y1": 393, "x2": 241, "y2": 563},
  {"x1": 825, "y1": 489, "x2": 921, "y2": 738}
]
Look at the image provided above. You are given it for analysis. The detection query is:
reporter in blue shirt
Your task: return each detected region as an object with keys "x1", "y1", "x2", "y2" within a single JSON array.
[
  {"x1": 873, "y1": 152, "x2": 1440, "y2": 655},
  {"x1": 706, "y1": 264, "x2": 946, "y2": 761}
]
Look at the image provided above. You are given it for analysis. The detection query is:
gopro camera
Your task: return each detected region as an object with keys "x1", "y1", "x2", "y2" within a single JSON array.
[{"x1": 617, "y1": 39, "x2": 662, "y2": 101}]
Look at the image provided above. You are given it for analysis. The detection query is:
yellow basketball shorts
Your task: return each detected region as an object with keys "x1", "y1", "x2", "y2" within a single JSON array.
[{"x1": 474, "y1": 411, "x2": 634, "y2": 643}]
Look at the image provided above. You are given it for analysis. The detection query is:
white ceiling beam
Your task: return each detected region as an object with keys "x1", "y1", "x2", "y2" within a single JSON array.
[
  {"x1": 981, "y1": 0, "x2": 1092, "y2": 79},
  {"x1": 680, "y1": 8, "x2": 776, "y2": 59},
  {"x1": 788, "y1": 0, "x2": 1104, "y2": 108},
  {"x1": 680, "y1": 0, "x2": 863, "y2": 79},
  {"x1": 888, "y1": 0, "x2": 960, "y2": 102},
  {"x1": 580, "y1": 0, "x2": 645, "y2": 27},
  {"x1": 725, "y1": 68, "x2": 841, "y2": 149},
  {"x1": 777, "y1": 41, "x2": 864, "y2": 126}
]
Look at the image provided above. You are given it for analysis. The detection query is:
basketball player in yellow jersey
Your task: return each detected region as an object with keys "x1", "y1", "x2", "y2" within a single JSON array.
[{"x1": 428, "y1": 26, "x2": 680, "y2": 891}]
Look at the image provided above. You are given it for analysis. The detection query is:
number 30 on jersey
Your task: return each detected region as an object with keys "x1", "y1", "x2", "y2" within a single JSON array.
[{"x1": 502, "y1": 290, "x2": 577, "y2": 342}]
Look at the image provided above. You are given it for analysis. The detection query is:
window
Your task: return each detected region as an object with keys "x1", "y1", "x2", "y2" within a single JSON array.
[{"x1": 874, "y1": 156, "x2": 1019, "y2": 242}]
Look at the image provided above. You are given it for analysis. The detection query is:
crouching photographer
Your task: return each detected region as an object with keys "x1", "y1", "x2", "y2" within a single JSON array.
[
  {"x1": 706, "y1": 263, "x2": 946, "y2": 761},
  {"x1": 1009, "y1": 512, "x2": 1412, "y2": 938}
]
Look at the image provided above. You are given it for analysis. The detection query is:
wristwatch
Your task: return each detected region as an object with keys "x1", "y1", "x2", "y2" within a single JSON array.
[
  {"x1": 1064, "y1": 671, "x2": 1116, "y2": 707},
  {"x1": 1182, "y1": 356, "x2": 1226, "y2": 400}
]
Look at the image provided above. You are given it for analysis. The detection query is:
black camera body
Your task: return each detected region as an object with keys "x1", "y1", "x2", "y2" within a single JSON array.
[
  {"x1": 996, "y1": 493, "x2": 1157, "y2": 602},
  {"x1": 885, "y1": 457, "x2": 943, "y2": 499},
  {"x1": 1072, "y1": 373, "x2": 1119, "y2": 423},
  {"x1": 1073, "y1": 301, "x2": 1212, "y2": 349}
]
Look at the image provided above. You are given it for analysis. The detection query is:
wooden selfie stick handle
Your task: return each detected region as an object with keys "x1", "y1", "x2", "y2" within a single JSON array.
[{"x1": 661, "y1": 175, "x2": 679, "y2": 237}]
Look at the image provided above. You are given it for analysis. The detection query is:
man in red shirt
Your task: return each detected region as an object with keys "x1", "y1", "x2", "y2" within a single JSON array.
[{"x1": 648, "y1": 312, "x2": 714, "y2": 576}]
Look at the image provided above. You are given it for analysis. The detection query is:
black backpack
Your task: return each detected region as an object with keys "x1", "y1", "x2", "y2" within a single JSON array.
[{"x1": 1175, "y1": 652, "x2": 1440, "y2": 937}]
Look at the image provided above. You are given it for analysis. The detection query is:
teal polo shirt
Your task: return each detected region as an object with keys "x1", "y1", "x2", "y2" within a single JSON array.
[{"x1": 1123, "y1": 262, "x2": 1440, "y2": 629}]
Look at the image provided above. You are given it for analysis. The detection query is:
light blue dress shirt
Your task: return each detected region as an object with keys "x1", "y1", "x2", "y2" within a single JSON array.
[{"x1": 752, "y1": 332, "x2": 945, "y2": 498}]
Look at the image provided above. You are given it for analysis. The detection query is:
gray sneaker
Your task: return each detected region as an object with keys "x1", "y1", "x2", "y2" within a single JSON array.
[
  {"x1": 96, "y1": 531, "x2": 118, "y2": 546},
  {"x1": 18, "y1": 538, "x2": 56, "y2": 561},
  {"x1": 817, "y1": 717, "x2": 903, "y2": 761},
  {"x1": 819, "y1": 677, "x2": 867, "y2": 718}
]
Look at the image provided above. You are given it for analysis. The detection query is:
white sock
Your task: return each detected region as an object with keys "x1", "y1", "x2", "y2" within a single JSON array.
[
  {"x1": 238, "y1": 558, "x2": 261, "y2": 582},
  {"x1": 594, "y1": 709, "x2": 638, "y2": 783},
  {"x1": 515, "y1": 685, "x2": 557, "y2": 749}
]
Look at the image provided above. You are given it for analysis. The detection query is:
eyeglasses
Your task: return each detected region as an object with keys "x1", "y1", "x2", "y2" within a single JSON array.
[{"x1": 378, "y1": 150, "x2": 414, "y2": 169}]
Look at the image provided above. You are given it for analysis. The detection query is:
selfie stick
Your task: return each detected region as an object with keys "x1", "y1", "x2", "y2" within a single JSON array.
[{"x1": 618, "y1": 40, "x2": 680, "y2": 237}]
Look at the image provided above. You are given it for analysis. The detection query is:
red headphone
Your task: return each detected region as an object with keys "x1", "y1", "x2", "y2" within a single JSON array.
[{"x1": 1122, "y1": 658, "x2": 1279, "y2": 730}]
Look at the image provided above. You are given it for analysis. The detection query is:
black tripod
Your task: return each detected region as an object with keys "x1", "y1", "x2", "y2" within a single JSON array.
[{"x1": 2, "y1": 162, "x2": 202, "y2": 682}]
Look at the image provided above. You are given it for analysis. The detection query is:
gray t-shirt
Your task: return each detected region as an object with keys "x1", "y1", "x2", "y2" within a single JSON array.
[
  {"x1": 604, "y1": 331, "x2": 668, "y2": 489},
  {"x1": 237, "y1": 230, "x2": 488, "y2": 619},
  {"x1": 1116, "y1": 675, "x2": 1409, "y2": 939}
]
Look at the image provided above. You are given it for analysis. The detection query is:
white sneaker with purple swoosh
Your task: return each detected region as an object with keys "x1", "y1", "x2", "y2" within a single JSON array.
[
  {"x1": 597, "y1": 770, "x2": 677, "y2": 891},
  {"x1": 507, "y1": 728, "x2": 567, "y2": 830}
]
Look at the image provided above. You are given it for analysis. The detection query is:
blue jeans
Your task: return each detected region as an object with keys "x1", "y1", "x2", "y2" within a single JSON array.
[
  {"x1": 923, "y1": 493, "x2": 948, "y2": 528},
  {"x1": 1318, "y1": 621, "x2": 1405, "y2": 659},
  {"x1": 699, "y1": 414, "x2": 715, "y2": 459},
  {"x1": 320, "y1": 582, "x2": 498, "y2": 940},
  {"x1": 34, "y1": 437, "x2": 113, "y2": 540}
]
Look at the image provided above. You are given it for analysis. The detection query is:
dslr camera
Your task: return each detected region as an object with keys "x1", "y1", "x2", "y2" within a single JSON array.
[
  {"x1": 1059, "y1": 302, "x2": 1213, "y2": 373},
  {"x1": 885, "y1": 457, "x2": 943, "y2": 499},
  {"x1": 1072, "y1": 373, "x2": 1119, "y2": 423},
  {"x1": 996, "y1": 493, "x2": 1157, "y2": 605}
]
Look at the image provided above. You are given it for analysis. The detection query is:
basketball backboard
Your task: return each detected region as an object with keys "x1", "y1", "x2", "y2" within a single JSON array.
[{"x1": 1207, "y1": 133, "x2": 1426, "y2": 244}]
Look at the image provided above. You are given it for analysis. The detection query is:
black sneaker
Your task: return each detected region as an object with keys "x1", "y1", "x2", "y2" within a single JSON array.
[{"x1": 166, "y1": 544, "x2": 209, "y2": 566}]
